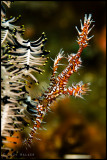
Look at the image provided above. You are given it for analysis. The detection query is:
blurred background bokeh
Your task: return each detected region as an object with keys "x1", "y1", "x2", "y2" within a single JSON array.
[{"x1": 6, "y1": 1, "x2": 106, "y2": 159}]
